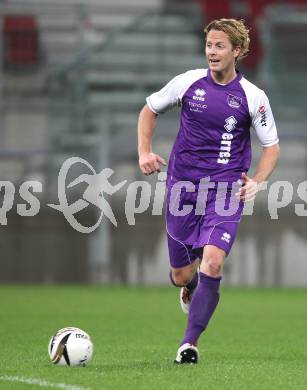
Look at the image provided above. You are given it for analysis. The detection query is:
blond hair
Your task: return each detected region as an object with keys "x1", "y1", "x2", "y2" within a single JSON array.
[{"x1": 204, "y1": 18, "x2": 250, "y2": 61}]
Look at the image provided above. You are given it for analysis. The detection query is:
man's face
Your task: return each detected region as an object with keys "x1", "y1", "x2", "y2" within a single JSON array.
[{"x1": 205, "y1": 30, "x2": 240, "y2": 74}]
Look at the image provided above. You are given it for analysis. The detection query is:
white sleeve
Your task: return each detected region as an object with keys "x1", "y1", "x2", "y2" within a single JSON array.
[
  {"x1": 146, "y1": 74, "x2": 183, "y2": 114},
  {"x1": 146, "y1": 69, "x2": 208, "y2": 114},
  {"x1": 251, "y1": 91, "x2": 279, "y2": 147}
]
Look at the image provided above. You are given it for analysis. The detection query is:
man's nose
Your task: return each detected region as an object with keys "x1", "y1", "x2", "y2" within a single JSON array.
[{"x1": 208, "y1": 47, "x2": 217, "y2": 55}]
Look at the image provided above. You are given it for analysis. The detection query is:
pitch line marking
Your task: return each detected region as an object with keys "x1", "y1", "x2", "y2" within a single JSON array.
[{"x1": 0, "y1": 375, "x2": 91, "y2": 390}]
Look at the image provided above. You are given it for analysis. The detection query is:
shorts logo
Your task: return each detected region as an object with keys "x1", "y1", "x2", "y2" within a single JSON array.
[
  {"x1": 259, "y1": 105, "x2": 267, "y2": 127},
  {"x1": 221, "y1": 232, "x2": 231, "y2": 243},
  {"x1": 227, "y1": 94, "x2": 242, "y2": 108},
  {"x1": 193, "y1": 88, "x2": 206, "y2": 101}
]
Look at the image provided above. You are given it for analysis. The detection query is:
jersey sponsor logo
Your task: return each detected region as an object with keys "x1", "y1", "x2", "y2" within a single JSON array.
[
  {"x1": 259, "y1": 105, "x2": 267, "y2": 127},
  {"x1": 217, "y1": 133, "x2": 233, "y2": 164},
  {"x1": 227, "y1": 94, "x2": 242, "y2": 108},
  {"x1": 218, "y1": 116, "x2": 237, "y2": 164},
  {"x1": 188, "y1": 101, "x2": 207, "y2": 112},
  {"x1": 192, "y1": 88, "x2": 206, "y2": 101},
  {"x1": 221, "y1": 232, "x2": 231, "y2": 243},
  {"x1": 224, "y1": 116, "x2": 237, "y2": 132}
]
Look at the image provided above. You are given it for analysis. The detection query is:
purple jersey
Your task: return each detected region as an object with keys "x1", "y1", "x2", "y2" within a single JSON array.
[{"x1": 147, "y1": 69, "x2": 278, "y2": 183}]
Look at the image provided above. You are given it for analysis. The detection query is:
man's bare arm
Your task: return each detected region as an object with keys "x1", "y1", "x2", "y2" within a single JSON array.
[
  {"x1": 237, "y1": 143, "x2": 280, "y2": 202},
  {"x1": 137, "y1": 104, "x2": 166, "y2": 175},
  {"x1": 253, "y1": 143, "x2": 280, "y2": 184}
]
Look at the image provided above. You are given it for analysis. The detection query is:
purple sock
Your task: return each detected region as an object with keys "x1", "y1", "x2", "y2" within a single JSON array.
[
  {"x1": 181, "y1": 272, "x2": 221, "y2": 346},
  {"x1": 169, "y1": 270, "x2": 199, "y2": 292}
]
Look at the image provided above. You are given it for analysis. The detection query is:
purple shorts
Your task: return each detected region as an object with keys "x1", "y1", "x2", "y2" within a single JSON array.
[{"x1": 166, "y1": 180, "x2": 244, "y2": 269}]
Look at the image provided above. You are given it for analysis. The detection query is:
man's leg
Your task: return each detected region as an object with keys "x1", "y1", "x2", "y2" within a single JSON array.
[
  {"x1": 174, "y1": 245, "x2": 225, "y2": 364},
  {"x1": 181, "y1": 245, "x2": 224, "y2": 345},
  {"x1": 170, "y1": 260, "x2": 200, "y2": 314},
  {"x1": 167, "y1": 232, "x2": 200, "y2": 312},
  {"x1": 169, "y1": 260, "x2": 199, "y2": 288}
]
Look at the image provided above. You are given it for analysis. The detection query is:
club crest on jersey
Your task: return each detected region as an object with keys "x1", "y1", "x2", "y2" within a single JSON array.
[
  {"x1": 193, "y1": 88, "x2": 206, "y2": 101},
  {"x1": 227, "y1": 94, "x2": 242, "y2": 108}
]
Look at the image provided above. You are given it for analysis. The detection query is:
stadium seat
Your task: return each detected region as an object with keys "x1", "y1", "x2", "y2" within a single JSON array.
[{"x1": 3, "y1": 15, "x2": 40, "y2": 68}]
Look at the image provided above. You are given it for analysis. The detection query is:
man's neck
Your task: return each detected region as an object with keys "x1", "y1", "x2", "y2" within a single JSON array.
[{"x1": 210, "y1": 68, "x2": 237, "y2": 85}]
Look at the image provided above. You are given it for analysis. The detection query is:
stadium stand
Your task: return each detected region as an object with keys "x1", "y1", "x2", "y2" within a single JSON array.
[{"x1": 1, "y1": 0, "x2": 164, "y2": 68}]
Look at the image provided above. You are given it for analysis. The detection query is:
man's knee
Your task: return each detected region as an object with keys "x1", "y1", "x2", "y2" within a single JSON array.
[
  {"x1": 171, "y1": 268, "x2": 193, "y2": 287},
  {"x1": 201, "y1": 247, "x2": 225, "y2": 277},
  {"x1": 206, "y1": 257, "x2": 222, "y2": 276}
]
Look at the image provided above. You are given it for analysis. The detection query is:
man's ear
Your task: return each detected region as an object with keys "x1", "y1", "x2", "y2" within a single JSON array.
[{"x1": 234, "y1": 46, "x2": 241, "y2": 60}]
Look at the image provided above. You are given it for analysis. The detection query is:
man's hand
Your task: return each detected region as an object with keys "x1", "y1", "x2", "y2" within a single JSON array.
[
  {"x1": 139, "y1": 152, "x2": 167, "y2": 175},
  {"x1": 236, "y1": 173, "x2": 259, "y2": 202}
]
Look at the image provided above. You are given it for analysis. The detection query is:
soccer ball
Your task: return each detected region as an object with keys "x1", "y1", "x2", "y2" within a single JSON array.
[{"x1": 48, "y1": 327, "x2": 93, "y2": 366}]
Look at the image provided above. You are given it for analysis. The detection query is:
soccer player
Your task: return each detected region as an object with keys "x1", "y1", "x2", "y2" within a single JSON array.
[{"x1": 137, "y1": 18, "x2": 279, "y2": 364}]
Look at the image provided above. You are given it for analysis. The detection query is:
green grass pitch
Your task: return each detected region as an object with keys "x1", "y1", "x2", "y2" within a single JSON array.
[{"x1": 0, "y1": 285, "x2": 306, "y2": 390}]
